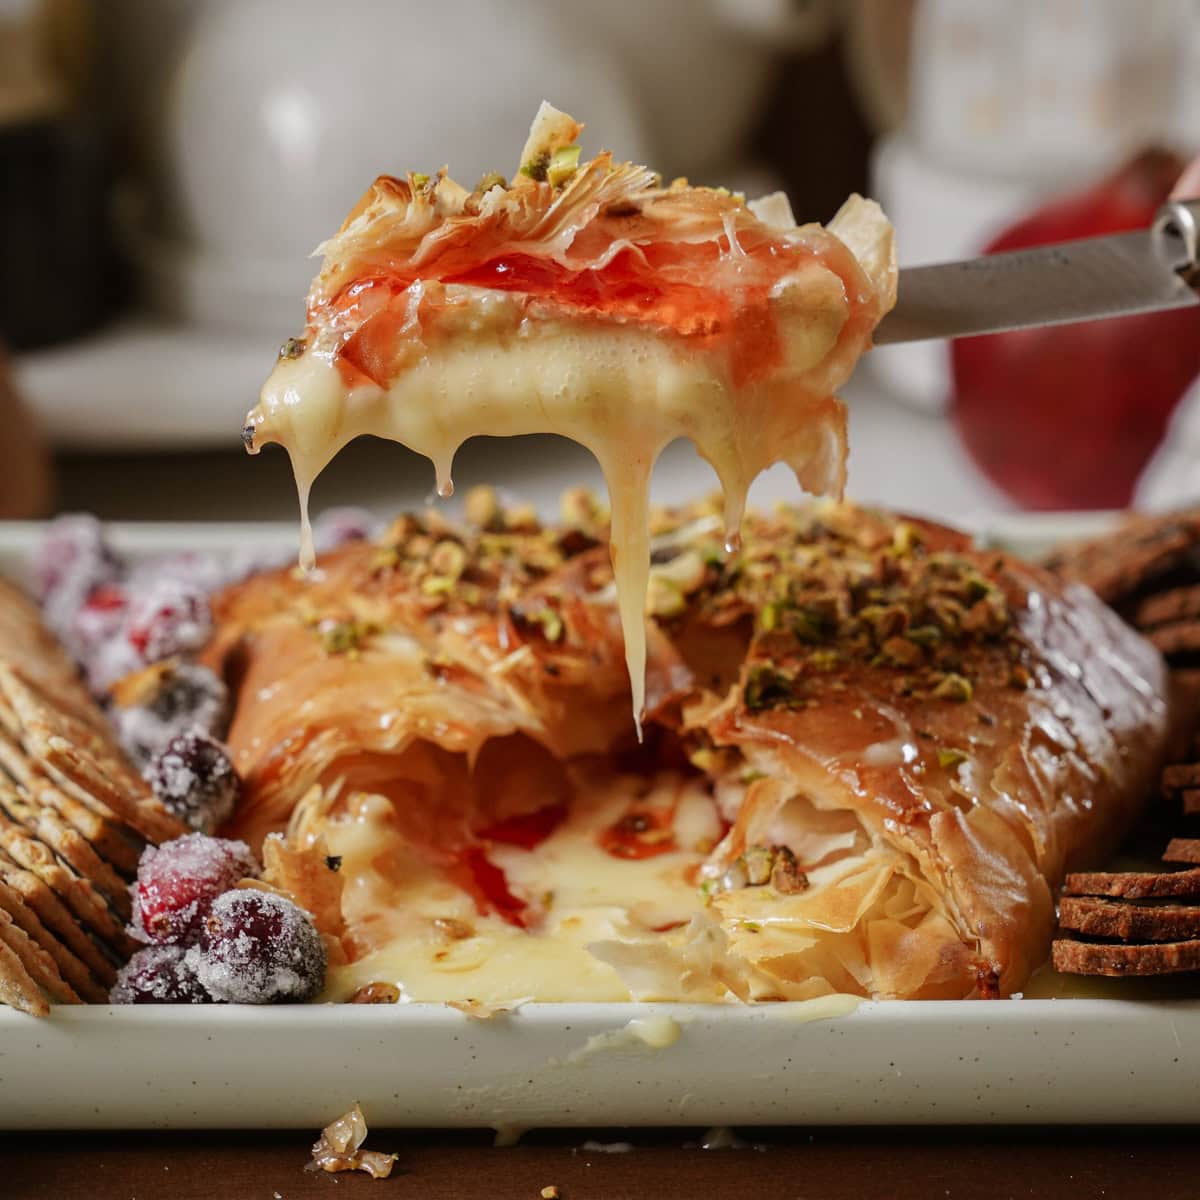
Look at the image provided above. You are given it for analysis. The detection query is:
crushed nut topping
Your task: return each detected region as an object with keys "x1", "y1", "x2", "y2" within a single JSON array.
[{"x1": 350, "y1": 982, "x2": 400, "y2": 1004}]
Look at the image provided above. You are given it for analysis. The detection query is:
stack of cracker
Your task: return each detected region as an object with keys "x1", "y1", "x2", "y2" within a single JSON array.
[
  {"x1": 0, "y1": 579, "x2": 183, "y2": 1015},
  {"x1": 1047, "y1": 510, "x2": 1200, "y2": 977}
]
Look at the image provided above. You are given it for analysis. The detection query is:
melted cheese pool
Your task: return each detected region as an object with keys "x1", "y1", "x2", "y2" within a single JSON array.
[{"x1": 319, "y1": 769, "x2": 724, "y2": 1005}]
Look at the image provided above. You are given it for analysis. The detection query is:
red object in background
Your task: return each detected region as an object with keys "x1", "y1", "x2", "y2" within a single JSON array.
[{"x1": 950, "y1": 151, "x2": 1200, "y2": 510}]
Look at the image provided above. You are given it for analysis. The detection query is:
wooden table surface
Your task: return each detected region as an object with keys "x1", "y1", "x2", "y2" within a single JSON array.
[{"x1": 2, "y1": 1126, "x2": 1198, "y2": 1199}]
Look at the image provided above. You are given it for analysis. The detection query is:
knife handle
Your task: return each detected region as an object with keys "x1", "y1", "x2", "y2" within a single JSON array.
[{"x1": 1155, "y1": 199, "x2": 1200, "y2": 288}]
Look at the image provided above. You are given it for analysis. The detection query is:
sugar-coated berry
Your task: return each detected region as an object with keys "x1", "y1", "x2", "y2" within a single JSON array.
[
  {"x1": 145, "y1": 731, "x2": 242, "y2": 834},
  {"x1": 68, "y1": 581, "x2": 128, "y2": 668},
  {"x1": 32, "y1": 514, "x2": 122, "y2": 641},
  {"x1": 131, "y1": 833, "x2": 259, "y2": 945},
  {"x1": 128, "y1": 550, "x2": 232, "y2": 598},
  {"x1": 189, "y1": 889, "x2": 326, "y2": 1004},
  {"x1": 110, "y1": 944, "x2": 215, "y2": 1004},
  {"x1": 111, "y1": 661, "x2": 229, "y2": 767},
  {"x1": 124, "y1": 578, "x2": 213, "y2": 664}
]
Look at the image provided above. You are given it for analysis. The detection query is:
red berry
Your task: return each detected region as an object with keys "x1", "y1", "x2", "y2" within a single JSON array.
[
  {"x1": 191, "y1": 890, "x2": 326, "y2": 1003},
  {"x1": 32, "y1": 514, "x2": 122, "y2": 642},
  {"x1": 131, "y1": 834, "x2": 259, "y2": 945},
  {"x1": 110, "y1": 945, "x2": 215, "y2": 1004},
  {"x1": 144, "y1": 732, "x2": 242, "y2": 834},
  {"x1": 124, "y1": 578, "x2": 213, "y2": 664}
]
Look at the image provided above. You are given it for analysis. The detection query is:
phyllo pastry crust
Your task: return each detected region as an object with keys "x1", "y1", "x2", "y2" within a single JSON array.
[{"x1": 206, "y1": 499, "x2": 1168, "y2": 1002}]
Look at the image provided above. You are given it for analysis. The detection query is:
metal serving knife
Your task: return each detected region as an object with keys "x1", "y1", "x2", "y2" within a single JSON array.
[{"x1": 873, "y1": 198, "x2": 1200, "y2": 345}]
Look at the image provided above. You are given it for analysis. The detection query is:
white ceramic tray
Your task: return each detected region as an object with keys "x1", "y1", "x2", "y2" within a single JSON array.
[{"x1": 3, "y1": 513, "x2": 1199, "y2": 1132}]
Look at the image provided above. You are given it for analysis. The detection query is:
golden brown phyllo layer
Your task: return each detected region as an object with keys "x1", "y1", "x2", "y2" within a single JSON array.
[{"x1": 206, "y1": 498, "x2": 1168, "y2": 1003}]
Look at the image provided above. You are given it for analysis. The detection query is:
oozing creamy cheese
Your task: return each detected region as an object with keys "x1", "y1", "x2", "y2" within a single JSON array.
[
  {"x1": 249, "y1": 272, "x2": 862, "y2": 730},
  {"x1": 243, "y1": 104, "x2": 895, "y2": 729},
  {"x1": 318, "y1": 770, "x2": 722, "y2": 1005}
]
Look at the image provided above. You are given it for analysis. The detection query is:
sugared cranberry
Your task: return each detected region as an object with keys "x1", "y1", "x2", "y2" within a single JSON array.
[
  {"x1": 110, "y1": 945, "x2": 215, "y2": 1004},
  {"x1": 145, "y1": 731, "x2": 242, "y2": 834},
  {"x1": 313, "y1": 506, "x2": 377, "y2": 552},
  {"x1": 124, "y1": 578, "x2": 213, "y2": 664},
  {"x1": 69, "y1": 585, "x2": 137, "y2": 692},
  {"x1": 111, "y1": 661, "x2": 229, "y2": 766},
  {"x1": 130, "y1": 833, "x2": 259, "y2": 945},
  {"x1": 31, "y1": 514, "x2": 122, "y2": 639},
  {"x1": 128, "y1": 550, "x2": 230, "y2": 597},
  {"x1": 190, "y1": 889, "x2": 326, "y2": 1003}
]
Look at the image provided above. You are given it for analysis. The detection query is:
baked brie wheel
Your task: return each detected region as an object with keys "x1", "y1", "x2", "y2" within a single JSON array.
[
  {"x1": 207, "y1": 499, "x2": 1168, "y2": 1003},
  {"x1": 242, "y1": 103, "x2": 896, "y2": 725}
]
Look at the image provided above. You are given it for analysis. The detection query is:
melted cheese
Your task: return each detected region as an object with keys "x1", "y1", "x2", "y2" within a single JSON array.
[
  {"x1": 243, "y1": 105, "x2": 896, "y2": 730},
  {"x1": 319, "y1": 771, "x2": 723, "y2": 1005}
]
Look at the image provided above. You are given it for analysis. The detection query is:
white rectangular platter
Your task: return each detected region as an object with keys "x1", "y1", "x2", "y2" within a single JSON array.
[{"x1": 2, "y1": 514, "x2": 1199, "y2": 1131}]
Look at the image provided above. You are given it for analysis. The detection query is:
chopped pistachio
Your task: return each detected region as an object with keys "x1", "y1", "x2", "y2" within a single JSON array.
[
  {"x1": 463, "y1": 484, "x2": 501, "y2": 530},
  {"x1": 350, "y1": 982, "x2": 400, "y2": 1004},
  {"x1": 519, "y1": 151, "x2": 551, "y2": 182},
  {"x1": 419, "y1": 574, "x2": 456, "y2": 597},
  {"x1": 429, "y1": 539, "x2": 468, "y2": 579},
  {"x1": 759, "y1": 602, "x2": 779, "y2": 633},
  {"x1": 743, "y1": 664, "x2": 802, "y2": 712},
  {"x1": 880, "y1": 636, "x2": 923, "y2": 668},
  {"x1": 410, "y1": 172, "x2": 430, "y2": 189},
  {"x1": 475, "y1": 171, "x2": 507, "y2": 193},
  {"x1": 647, "y1": 574, "x2": 686, "y2": 618},
  {"x1": 932, "y1": 672, "x2": 974, "y2": 702},
  {"x1": 278, "y1": 336, "x2": 306, "y2": 361},
  {"x1": 937, "y1": 747, "x2": 968, "y2": 770},
  {"x1": 892, "y1": 522, "x2": 921, "y2": 554},
  {"x1": 318, "y1": 618, "x2": 375, "y2": 656},
  {"x1": 698, "y1": 878, "x2": 720, "y2": 904},
  {"x1": 770, "y1": 847, "x2": 808, "y2": 894},
  {"x1": 547, "y1": 145, "x2": 581, "y2": 187},
  {"x1": 741, "y1": 921, "x2": 762, "y2": 934},
  {"x1": 741, "y1": 845, "x2": 774, "y2": 886},
  {"x1": 368, "y1": 545, "x2": 401, "y2": 575}
]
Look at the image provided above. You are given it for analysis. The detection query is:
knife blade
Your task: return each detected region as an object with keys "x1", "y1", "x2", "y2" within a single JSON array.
[{"x1": 873, "y1": 198, "x2": 1200, "y2": 345}]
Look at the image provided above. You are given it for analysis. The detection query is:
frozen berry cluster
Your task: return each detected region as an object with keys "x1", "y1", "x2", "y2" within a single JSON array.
[{"x1": 112, "y1": 833, "x2": 326, "y2": 1005}]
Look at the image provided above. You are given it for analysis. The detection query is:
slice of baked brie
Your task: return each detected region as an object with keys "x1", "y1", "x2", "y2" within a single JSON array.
[
  {"x1": 243, "y1": 103, "x2": 896, "y2": 727},
  {"x1": 206, "y1": 498, "x2": 1167, "y2": 1003}
]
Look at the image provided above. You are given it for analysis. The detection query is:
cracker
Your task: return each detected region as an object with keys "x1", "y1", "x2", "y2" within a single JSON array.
[
  {"x1": 0, "y1": 876, "x2": 106, "y2": 1002},
  {"x1": 0, "y1": 668, "x2": 183, "y2": 845},
  {"x1": 1058, "y1": 895, "x2": 1200, "y2": 941},
  {"x1": 1146, "y1": 621, "x2": 1200, "y2": 659},
  {"x1": 1132, "y1": 583, "x2": 1200, "y2": 629},
  {"x1": 1162, "y1": 763, "x2": 1200, "y2": 791},
  {"x1": 0, "y1": 581, "x2": 99, "y2": 730},
  {"x1": 0, "y1": 855, "x2": 118, "y2": 986},
  {"x1": 0, "y1": 929, "x2": 49, "y2": 1016},
  {"x1": 1052, "y1": 937, "x2": 1200, "y2": 976},
  {"x1": 0, "y1": 825, "x2": 134, "y2": 957},
  {"x1": 0, "y1": 783, "x2": 129, "y2": 913},
  {"x1": 1163, "y1": 838, "x2": 1200, "y2": 865},
  {"x1": 0, "y1": 907, "x2": 78, "y2": 1006},
  {"x1": 1063, "y1": 866, "x2": 1200, "y2": 899},
  {"x1": 1043, "y1": 512, "x2": 1200, "y2": 606}
]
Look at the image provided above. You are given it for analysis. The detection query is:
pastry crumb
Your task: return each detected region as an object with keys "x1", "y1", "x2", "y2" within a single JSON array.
[
  {"x1": 307, "y1": 1103, "x2": 397, "y2": 1179},
  {"x1": 541, "y1": 1187, "x2": 561, "y2": 1198}
]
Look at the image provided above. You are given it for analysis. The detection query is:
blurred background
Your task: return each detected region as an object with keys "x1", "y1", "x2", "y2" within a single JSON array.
[{"x1": 2, "y1": 0, "x2": 1199, "y2": 525}]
